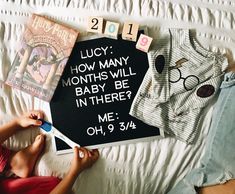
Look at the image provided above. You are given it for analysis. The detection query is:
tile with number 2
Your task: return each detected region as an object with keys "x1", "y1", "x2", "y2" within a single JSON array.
[{"x1": 87, "y1": 16, "x2": 104, "y2": 34}]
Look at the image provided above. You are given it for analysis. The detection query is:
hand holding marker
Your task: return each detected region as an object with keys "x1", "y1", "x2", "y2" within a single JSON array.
[{"x1": 39, "y1": 119, "x2": 84, "y2": 158}]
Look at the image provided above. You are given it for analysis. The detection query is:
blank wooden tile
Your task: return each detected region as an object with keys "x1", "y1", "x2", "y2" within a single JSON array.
[
  {"x1": 136, "y1": 34, "x2": 153, "y2": 52},
  {"x1": 122, "y1": 21, "x2": 139, "y2": 42},
  {"x1": 87, "y1": 16, "x2": 104, "y2": 34},
  {"x1": 104, "y1": 21, "x2": 120, "y2": 39}
]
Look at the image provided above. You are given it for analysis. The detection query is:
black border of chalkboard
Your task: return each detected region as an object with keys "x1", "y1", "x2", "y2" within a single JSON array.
[{"x1": 50, "y1": 31, "x2": 163, "y2": 154}]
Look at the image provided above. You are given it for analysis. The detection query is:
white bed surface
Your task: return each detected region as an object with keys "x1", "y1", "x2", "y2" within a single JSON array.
[{"x1": 0, "y1": 0, "x2": 234, "y2": 193}]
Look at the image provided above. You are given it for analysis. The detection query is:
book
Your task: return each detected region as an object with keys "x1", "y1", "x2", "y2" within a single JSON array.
[{"x1": 5, "y1": 14, "x2": 78, "y2": 101}]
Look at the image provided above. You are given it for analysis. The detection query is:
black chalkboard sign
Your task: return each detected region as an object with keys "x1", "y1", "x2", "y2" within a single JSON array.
[{"x1": 50, "y1": 32, "x2": 161, "y2": 153}]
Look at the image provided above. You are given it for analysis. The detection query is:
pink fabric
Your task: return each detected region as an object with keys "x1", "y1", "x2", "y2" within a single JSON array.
[
  {"x1": 0, "y1": 145, "x2": 11, "y2": 173},
  {"x1": 0, "y1": 176, "x2": 61, "y2": 194},
  {"x1": 0, "y1": 145, "x2": 61, "y2": 194}
]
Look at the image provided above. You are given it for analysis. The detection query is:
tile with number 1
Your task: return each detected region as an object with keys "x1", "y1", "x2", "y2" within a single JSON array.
[{"x1": 122, "y1": 21, "x2": 139, "y2": 42}]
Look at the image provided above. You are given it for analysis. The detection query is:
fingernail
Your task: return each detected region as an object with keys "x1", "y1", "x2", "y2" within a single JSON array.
[
  {"x1": 37, "y1": 120, "x2": 42, "y2": 125},
  {"x1": 79, "y1": 151, "x2": 84, "y2": 158}
]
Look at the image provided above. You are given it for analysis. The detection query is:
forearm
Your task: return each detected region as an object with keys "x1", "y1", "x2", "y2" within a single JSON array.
[
  {"x1": 49, "y1": 169, "x2": 79, "y2": 194},
  {"x1": 0, "y1": 118, "x2": 22, "y2": 144}
]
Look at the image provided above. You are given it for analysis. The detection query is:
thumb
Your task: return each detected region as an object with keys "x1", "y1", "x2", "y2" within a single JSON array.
[
  {"x1": 74, "y1": 146, "x2": 79, "y2": 158},
  {"x1": 27, "y1": 118, "x2": 42, "y2": 126}
]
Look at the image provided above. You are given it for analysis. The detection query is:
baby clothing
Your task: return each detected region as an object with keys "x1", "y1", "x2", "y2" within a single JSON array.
[
  {"x1": 0, "y1": 176, "x2": 61, "y2": 194},
  {"x1": 0, "y1": 145, "x2": 11, "y2": 176},
  {"x1": 130, "y1": 29, "x2": 228, "y2": 144},
  {"x1": 167, "y1": 72, "x2": 235, "y2": 193}
]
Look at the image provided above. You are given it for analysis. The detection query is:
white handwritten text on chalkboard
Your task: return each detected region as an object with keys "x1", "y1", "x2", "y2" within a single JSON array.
[
  {"x1": 86, "y1": 112, "x2": 137, "y2": 136},
  {"x1": 61, "y1": 45, "x2": 137, "y2": 108}
]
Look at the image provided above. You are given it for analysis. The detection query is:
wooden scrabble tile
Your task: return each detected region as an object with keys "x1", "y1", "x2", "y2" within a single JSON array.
[
  {"x1": 136, "y1": 34, "x2": 153, "y2": 52},
  {"x1": 122, "y1": 21, "x2": 139, "y2": 42},
  {"x1": 104, "y1": 21, "x2": 120, "y2": 39},
  {"x1": 87, "y1": 16, "x2": 104, "y2": 34}
]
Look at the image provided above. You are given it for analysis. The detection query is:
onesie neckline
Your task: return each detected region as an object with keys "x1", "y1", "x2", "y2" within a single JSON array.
[{"x1": 169, "y1": 28, "x2": 216, "y2": 65}]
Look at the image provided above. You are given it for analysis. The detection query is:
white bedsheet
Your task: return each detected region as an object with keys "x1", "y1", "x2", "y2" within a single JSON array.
[{"x1": 0, "y1": 1, "x2": 234, "y2": 193}]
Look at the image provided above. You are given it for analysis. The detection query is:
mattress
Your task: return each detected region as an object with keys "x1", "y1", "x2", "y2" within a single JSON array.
[{"x1": 0, "y1": 0, "x2": 234, "y2": 193}]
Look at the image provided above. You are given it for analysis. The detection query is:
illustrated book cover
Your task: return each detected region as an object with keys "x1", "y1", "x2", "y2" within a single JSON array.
[
  {"x1": 50, "y1": 31, "x2": 163, "y2": 154},
  {"x1": 5, "y1": 14, "x2": 79, "y2": 101}
]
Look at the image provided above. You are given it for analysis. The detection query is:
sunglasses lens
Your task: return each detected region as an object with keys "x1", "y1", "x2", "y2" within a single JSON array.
[
  {"x1": 170, "y1": 68, "x2": 181, "y2": 83},
  {"x1": 184, "y1": 75, "x2": 199, "y2": 90}
]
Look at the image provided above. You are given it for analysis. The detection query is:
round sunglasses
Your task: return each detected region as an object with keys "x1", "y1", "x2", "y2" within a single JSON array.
[{"x1": 169, "y1": 67, "x2": 200, "y2": 91}]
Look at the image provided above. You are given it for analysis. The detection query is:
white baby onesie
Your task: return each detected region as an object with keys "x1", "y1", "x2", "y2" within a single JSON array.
[{"x1": 130, "y1": 29, "x2": 228, "y2": 144}]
